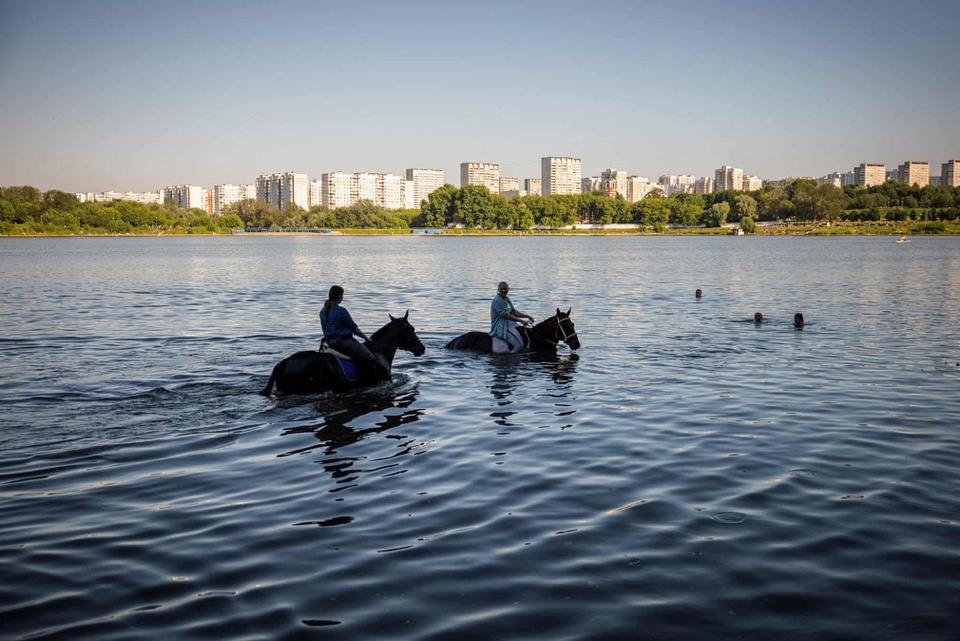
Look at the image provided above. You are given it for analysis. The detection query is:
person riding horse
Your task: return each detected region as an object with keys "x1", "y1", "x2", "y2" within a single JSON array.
[
  {"x1": 490, "y1": 282, "x2": 534, "y2": 353},
  {"x1": 320, "y1": 285, "x2": 378, "y2": 379}
]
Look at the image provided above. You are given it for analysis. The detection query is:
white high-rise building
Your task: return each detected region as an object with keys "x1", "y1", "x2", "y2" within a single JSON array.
[
  {"x1": 354, "y1": 172, "x2": 379, "y2": 204},
  {"x1": 542, "y1": 157, "x2": 582, "y2": 196},
  {"x1": 460, "y1": 162, "x2": 500, "y2": 193},
  {"x1": 77, "y1": 190, "x2": 164, "y2": 205},
  {"x1": 213, "y1": 184, "x2": 256, "y2": 215},
  {"x1": 582, "y1": 176, "x2": 602, "y2": 193},
  {"x1": 322, "y1": 172, "x2": 353, "y2": 209},
  {"x1": 256, "y1": 173, "x2": 309, "y2": 211},
  {"x1": 321, "y1": 172, "x2": 413, "y2": 210},
  {"x1": 694, "y1": 177, "x2": 714, "y2": 195},
  {"x1": 658, "y1": 174, "x2": 696, "y2": 195},
  {"x1": 380, "y1": 174, "x2": 406, "y2": 210},
  {"x1": 405, "y1": 168, "x2": 444, "y2": 207},
  {"x1": 715, "y1": 166, "x2": 743, "y2": 192},
  {"x1": 163, "y1": 185, "x2": 203, "y2": 209},
  {"x1": 626, "y1": 176, "x2": 654, "y2": 202},
  {"x1": 743, "y1": 176, "x2": 763, "y2": 191},
  {"x1": 309, "y1": 180, "x2": 323, "y2": 209},
  {"x1": 524, "y1": 178, "x2": 542, "y2": 196}
]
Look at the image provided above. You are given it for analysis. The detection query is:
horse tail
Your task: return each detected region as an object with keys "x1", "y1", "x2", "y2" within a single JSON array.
[{"x1": 260, "y1": 362, "x2": 280, "y2": 396}]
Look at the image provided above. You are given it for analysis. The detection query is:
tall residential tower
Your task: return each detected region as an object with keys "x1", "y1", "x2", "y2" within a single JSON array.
[{"x1": 542, "y1": 157, "x2": 582, "y2": 196}]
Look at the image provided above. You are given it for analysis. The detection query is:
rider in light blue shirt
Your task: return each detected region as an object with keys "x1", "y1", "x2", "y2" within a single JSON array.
[{"x1": 489, "y1": 281, "x2": 534, "y2": 352}]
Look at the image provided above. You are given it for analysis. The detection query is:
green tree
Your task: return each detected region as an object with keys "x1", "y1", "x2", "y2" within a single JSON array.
[
  {"x1": 636, "y1": 198, "x2": 670, "y2": 231},
  {"x1": 422, "y1": 184, "x2": 457, "y2": 228},
  {"x1": 794, "y1": 183, "x2": 847, "y2": 222},
  {"x1": 668, "y1": 193, "x2": 705, "y2": 227},
  {"x1": 225, "y1": 199, "x2": 282, "y2": 229},
  {"x1": 731, "y1": 194, "x2": 757, "y2": 223},
  {"x1": 703, "y1": 202, "x2": 730, "y2": 227},
  {"x1": 42, "y1": 190, "x2": 80, "y2": 212},
  {"x1": 454, "y1": 185, "x2": 495, "y2": 228},
  {"x1": 218, "y1": 213, "x2": 244, "y2": 231},
  {"x1": 740, "y1": 215, "x2": 757, "y2": 234}
]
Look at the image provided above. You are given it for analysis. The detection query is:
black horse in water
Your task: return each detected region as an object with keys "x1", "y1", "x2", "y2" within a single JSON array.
[
  {"x1": 260, "y1": 311, "x2": 426, "y2": 396},
  {"x1": 445, "y1": 308, "x2": 580, "y2": 353}
]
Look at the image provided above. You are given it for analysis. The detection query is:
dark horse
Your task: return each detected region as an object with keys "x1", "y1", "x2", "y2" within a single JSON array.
[
  {"x1": 260, "y1": 311, "x2": 426, "y2": 396},
  {"x1": 445, "y1": 308, "x2": 580, "y2": 353}
]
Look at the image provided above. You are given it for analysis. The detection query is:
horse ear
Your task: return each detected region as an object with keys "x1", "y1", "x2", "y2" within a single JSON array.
[
  {"x1": 404, "y1": 310, "x2": 409, "y2": 320},
  {"x1": 389, "y1": 313, "x2": 396, "y2": 321},
  {"x1": 566, "y1": 307, "x2": 571, "y2": 316},
  {"x1": 557, "y1": 307, "x2": 561, "y2": 316}
]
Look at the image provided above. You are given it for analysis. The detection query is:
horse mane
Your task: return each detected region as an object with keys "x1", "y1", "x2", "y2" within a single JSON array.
[{"x1": 370, "y1": 316, "x2": 402, "y2": 344}]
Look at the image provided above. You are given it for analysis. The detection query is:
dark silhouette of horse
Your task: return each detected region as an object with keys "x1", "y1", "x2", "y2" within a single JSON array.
[
  {"x1": 445, "y1": 308, "x2": 580, "y2": 353},
  {"x1": 261, "y1": 311, "x2": 425, "y2": 396}
]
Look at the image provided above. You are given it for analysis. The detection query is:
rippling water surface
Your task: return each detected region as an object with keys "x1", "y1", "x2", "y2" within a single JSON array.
[{"x1": 2, "y1": 235, "x2": 959, "y2": 640}]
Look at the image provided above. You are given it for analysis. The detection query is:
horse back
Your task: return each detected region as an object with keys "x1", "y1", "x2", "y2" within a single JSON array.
[{"x1": 445, "y1": 331, "x2": 493, "y2": 352}]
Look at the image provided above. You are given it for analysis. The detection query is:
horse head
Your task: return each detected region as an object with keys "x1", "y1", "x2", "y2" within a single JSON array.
[
  {"x1": 556, "y1": 307, "x2": 580, "y2": 350},
  {"x1": 386, "y1": 310, "x2": 426, "y2": 356}
]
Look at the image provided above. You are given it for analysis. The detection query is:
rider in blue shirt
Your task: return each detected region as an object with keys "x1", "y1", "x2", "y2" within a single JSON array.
[
  {"x1": 489, "y1": 281, "x2": 534, "y2": 352},
  {"x1": 320, "y1": 285, "x2": 378, "y2": 378}
]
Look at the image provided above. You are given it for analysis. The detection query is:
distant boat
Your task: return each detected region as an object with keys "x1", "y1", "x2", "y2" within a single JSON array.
[
  {"x1": 895, "y1": 236, "x2": 909, "y2": 244},
  {"x1": 730, "y1": 228, "x2": 745, "y2": 236}
]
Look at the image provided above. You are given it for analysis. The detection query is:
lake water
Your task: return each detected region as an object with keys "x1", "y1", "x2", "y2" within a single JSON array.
[{"x1": 1, "y1": 235, "x2": 959, "y2": 640}]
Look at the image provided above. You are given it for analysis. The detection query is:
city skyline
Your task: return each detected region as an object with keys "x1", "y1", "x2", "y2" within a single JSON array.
[{"x1": 2, "y1": 0, "x2": 959, "y2": 194}]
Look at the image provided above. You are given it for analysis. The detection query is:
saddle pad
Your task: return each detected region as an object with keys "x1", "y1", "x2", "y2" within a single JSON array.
[{"x1": 334, "y1": 356, "x2": 357, "y2": 381}]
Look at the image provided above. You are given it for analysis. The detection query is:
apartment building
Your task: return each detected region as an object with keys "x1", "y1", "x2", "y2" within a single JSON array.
[
  {"x1": 940, "y1": 160, "x2": 959, "y2": 187},
  {"x1": 499, "y1": 177, "x2": 520, "y2": 193},
  {"x1": 897, "y1": 161, "x2": 929, "y2": 187},
  {"x1": 256, "y1": 172, "x2": 309, "y2": 211},
  {"x1": 460, "y1": 162, "x2": 500, "y2": 193},
  {"x1": 817, "y1": 174, "x2": 843, "y2": 188},
  {"x1": 213, "y1": 184, "x2": 256, "y2": 215},
  {"x1": 163, "y1": 184, "x2": 204, "y2": 209},
  {"x1": 743, "y1": 176, "x2": 763, "y2": 191},
  {"x1": 76, "y1": 191, "x2": 164, "y2": 204},
  {"x1": 321, "y1": 172, "x2": 411, "y2": 210},
  {"x1": 658, "y1": 174, "x2": 696, "y2": 196},
  {"x1": 715, "y1": 166, "x2": 743, "y2": 192},
  {"x1": 524, "y1": 178, "x2": 542, "y2": 197},
  {"x1": 853, "y1": 163, "x2": 886, "y2": 187},
  {"x1": 626, "y1": 176, "x2": 654, "y2": 202},
  {"x1": 694, "y1": 177, "x2": 714, "y2": 195},
  {"x1": 542, "y1": 157, "x2": 582, "y2": 196},
  {"x1": 582, "y1": 176, "x2": 603, "y2": 193},
  {"x1": 405, "y1": 168, "x2": 444, "y2": 207}
]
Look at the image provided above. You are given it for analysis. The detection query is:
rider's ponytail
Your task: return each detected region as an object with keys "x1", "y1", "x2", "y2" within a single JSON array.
[{"x1": 323, "y1": 285, "x2": 345, "y2": 321}]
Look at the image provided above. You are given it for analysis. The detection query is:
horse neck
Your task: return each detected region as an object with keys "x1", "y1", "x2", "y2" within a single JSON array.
[
  {"x1": 527, "y1": 316, "x2": 559, "y2": 350},
  {"x1": 369, "y1": 324, "x2": 399, "y2": 367}
]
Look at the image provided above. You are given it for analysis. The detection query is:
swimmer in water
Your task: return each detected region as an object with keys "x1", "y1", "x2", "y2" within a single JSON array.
[
  {"x1": 794, "y1": 313, "x2": 805, "y2": 328},
  {"x1": 754, "y1": 312, "x2": 763, "y2": 323}
]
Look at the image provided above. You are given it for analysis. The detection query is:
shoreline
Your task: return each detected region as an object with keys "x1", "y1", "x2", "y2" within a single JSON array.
[{"x1": 3, "y1": 227, "x2": 956, "y2": 238}]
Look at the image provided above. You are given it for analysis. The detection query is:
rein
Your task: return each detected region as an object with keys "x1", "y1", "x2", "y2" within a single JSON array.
[{"x1": 529, "y1": 314, "x2": 577, "y2": 347}]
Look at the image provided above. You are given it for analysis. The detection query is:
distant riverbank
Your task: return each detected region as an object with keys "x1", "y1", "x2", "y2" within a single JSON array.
[{"x1": 4, "y1": 221, "x2": 959, "y2": 238}]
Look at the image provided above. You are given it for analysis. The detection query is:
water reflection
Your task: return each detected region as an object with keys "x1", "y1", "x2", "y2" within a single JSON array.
[
  {"x1": 487, "y1": 352, "x2": 579, "y2": 404},
  {"x1": 486, "y1": 353, "x2": 579, "y2": 429},
  {"x1": 278, "y1": 384, "x2": 422, "y2": 458}
]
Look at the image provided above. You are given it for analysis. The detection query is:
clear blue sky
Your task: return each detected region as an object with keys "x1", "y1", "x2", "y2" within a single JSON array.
[{"x1": 2, "y1": 0, "x2": 958, "y2": 193}]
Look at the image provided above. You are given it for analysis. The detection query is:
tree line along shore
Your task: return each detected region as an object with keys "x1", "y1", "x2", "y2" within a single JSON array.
[{"x1": 2, "y1": 180, "x2": 959, "y2": 237}]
